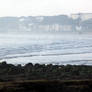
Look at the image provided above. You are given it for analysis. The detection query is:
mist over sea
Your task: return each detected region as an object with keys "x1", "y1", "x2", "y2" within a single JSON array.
[{"x1": 0, "y1": 33, "x2": 92, "y2": 65}]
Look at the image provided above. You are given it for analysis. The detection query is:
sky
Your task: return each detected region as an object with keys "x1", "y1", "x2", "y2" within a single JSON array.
[{"x1": 0, "y1": 0, "x2": 92, "y2": 17}]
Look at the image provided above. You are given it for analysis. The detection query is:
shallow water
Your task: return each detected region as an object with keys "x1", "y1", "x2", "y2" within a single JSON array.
[{"x1": 0, "y1": 33, "x2": 92, "y2": 65}]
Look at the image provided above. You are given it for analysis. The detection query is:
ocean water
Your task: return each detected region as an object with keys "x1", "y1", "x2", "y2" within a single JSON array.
[{"x1": 0, "y1": 33, "x2": 92, "y2": 65}]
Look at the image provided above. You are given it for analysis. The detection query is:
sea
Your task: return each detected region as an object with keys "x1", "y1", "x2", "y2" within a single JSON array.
[{"x1": 0, "y1": 33, "x2": 92, "y2": 65}]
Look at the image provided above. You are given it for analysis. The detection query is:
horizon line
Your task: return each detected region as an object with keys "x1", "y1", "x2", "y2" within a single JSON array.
[{"x1": 0, "y1": 12, "x2": 92, "y2": 18}]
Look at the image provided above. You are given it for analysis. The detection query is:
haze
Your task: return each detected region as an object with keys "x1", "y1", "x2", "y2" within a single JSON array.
[{"x1": 0, "y1": 0, "x2": 92, "y2": 17}]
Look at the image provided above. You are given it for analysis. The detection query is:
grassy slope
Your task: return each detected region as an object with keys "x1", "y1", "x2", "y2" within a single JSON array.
[{"x1": 0, "y1": 80, "x2": 92, "y2": 92}]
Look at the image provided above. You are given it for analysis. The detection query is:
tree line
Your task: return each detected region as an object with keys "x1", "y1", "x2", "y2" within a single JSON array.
[{"x1": 0, "y1": 61, "x2": 92, "y2": 81}]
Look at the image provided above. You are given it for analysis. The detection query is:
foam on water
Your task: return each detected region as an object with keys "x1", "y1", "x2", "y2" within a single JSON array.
[{"x1": 0, "y1": 33, "x2": 92, "y2": 65}]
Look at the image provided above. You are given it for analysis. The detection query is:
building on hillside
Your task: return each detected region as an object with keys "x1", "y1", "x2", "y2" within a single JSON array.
[{"x1": 71, "y1": 13, "x2": 92, "y2": 21}]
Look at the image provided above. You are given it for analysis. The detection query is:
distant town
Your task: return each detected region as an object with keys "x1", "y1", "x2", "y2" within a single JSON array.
[{"x1": 0, "y1": 13, "x2": 92, "y2": 33}]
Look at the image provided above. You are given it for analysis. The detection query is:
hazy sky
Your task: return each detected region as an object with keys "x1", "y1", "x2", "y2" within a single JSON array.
[{"x1": 0, "y1": 0, "x2": 92, "y2": 17}]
